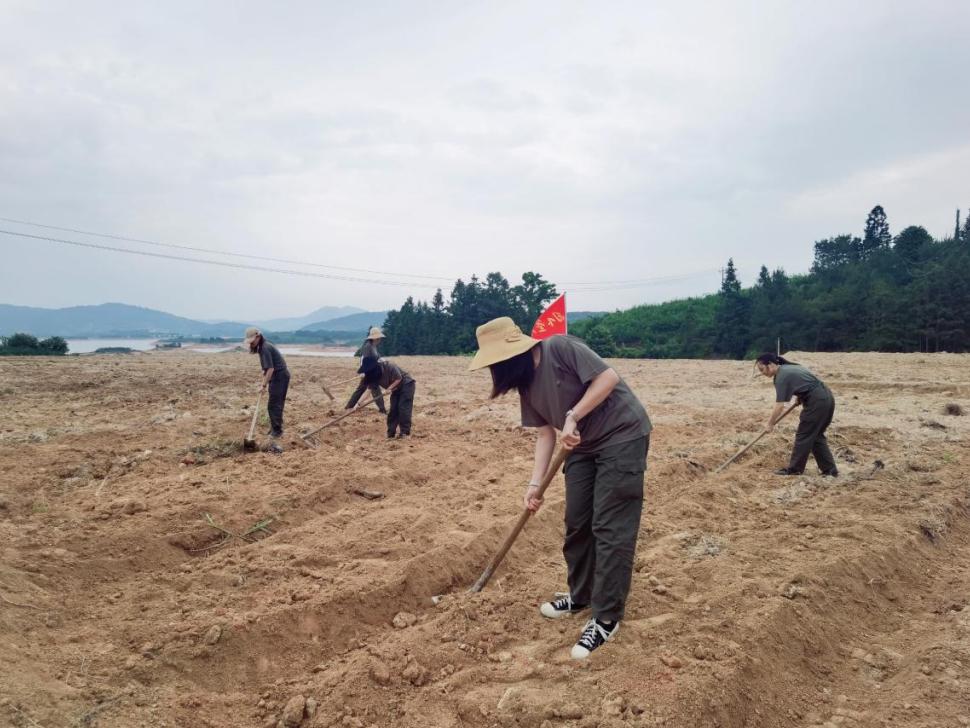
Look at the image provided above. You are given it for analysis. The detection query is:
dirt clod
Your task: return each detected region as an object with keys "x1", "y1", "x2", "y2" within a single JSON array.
[
  {"x1": 660, "y1": 653, "x2": 684, "y2": 669},
  {"x1": 392, "y1": 611, "x2": 417, "y2": 629},
  {"x1": 202, "y1": 625, "x2": 223, "y2": 645},
  {"x1": 282, "y1": 695, "x2": 306, "y2": 727}
]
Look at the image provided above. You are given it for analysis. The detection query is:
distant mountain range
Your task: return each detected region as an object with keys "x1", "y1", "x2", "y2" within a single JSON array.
[
  {"x1": 0, "y1": 302, "x2": 603, "y2": 339},
  {"x1": 0, "y1": 303, "x2": 386, "y2": 338},
  {"x1": 256, "y1": 306, "x2": 365, "y2": 332},
  {"x1": 300, "y1": 311, "x2": 392, "y2": 332}
]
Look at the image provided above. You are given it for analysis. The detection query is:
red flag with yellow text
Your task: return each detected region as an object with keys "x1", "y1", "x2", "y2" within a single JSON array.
[{"x1": 531, "y1": 293, "x2": 567, "y2": 339}]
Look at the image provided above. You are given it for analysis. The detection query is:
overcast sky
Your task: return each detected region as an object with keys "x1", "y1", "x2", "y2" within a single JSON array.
[{"x1": 2, "y1": 1, "x2": 968, "y2": 320}]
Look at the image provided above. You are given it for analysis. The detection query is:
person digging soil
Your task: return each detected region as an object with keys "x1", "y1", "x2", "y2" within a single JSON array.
[
  {"x1": 244, "y1": 327, "x2": 290, "y2": 439},
  {"x1": 346, "y1": 327, "x2": 388, "y2": 415},
  {"x1": 755, "y1": 352, "x2": 838, "y2": 477},
  {"x1": 350, "y1": 355, "x2": 415, "y2": 438},
  {"x1": 469, "y1": 317, "x2": 652, "y2": 660}
]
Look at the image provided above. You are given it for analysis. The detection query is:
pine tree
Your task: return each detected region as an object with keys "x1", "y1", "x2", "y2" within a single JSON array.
[
  {"x1": 756, "y1": 265, "x2": 771, "y2": 288},
  {"x1": 862, "y1": 205, "x2": 892, "y2": 257},
  {"x1": 962, "y1": 209, "x2": 970, "y2": 244},
  {"x1": 713, "y1": 259, "x2": 750, "y2": 358}
]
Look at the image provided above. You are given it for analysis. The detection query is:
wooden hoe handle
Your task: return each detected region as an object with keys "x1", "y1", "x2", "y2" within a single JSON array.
[
  {"x1": 247, "y1": 390, "x2": 263, "y2": 441},
  {"x1": 713, "y1": 401, "x2": 800, "y2": 474},
  {"x1": 469, "y1": 447, "x2": 569, "y2": 593},
  {"x1": 302, "y1": 393, "x2": 380, "y2": 439}
]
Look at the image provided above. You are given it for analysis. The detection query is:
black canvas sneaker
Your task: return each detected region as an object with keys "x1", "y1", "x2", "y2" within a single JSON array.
[
  {"x1": 570, "y1": 618, "x2": 619, "y2": 659},
  {"x1": 539, "y1": 593, "x2": 588, "y2": 619}
]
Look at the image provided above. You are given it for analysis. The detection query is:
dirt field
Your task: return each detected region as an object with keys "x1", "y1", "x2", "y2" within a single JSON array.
[{"x1": 1, "y1": 351, "x2": 969, "y2": 728}]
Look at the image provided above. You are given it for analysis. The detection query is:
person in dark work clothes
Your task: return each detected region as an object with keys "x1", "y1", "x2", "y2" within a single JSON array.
[
  {"x1": 755, "y1": 353, "x2": 838, "y2": 477},
  {"x1": 349, "y1": 356, "x2": 416, "y2": 438},
  {"x1": 346, "y1": 327, "x2": 387, "y2": 414},
  {"x1": 244, "y1": 327, "x2": 289, "y2": 439},
  {"x1": 469, "y1": 317, "x2": 652, "y2": 660}
]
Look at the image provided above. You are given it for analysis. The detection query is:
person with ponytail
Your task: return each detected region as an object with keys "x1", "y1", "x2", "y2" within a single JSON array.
[{"x1": 755, "y1": 353, "x2": 837, "y2": 477}]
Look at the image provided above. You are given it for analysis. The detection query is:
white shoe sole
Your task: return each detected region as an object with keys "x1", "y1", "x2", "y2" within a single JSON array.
[
  {"x1": 570, "y1": 622, "x2": 619, "y2": 660},
  {"x1": 540, "y1": 602, "x2": 586, "y2": 619}
]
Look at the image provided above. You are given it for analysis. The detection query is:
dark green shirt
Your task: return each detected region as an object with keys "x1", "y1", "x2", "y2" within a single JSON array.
[
  {"x1": 259, "y1": 341, "x2": 287, "y2": 374},
  {"x1": 520, "y1": 335, "x2": 651, "y2": 453},
  {"x1": 774, "y1": 364, "x2": 821, "y2": 403},
  {"x1": 375, "y1": 360, "x2": 414, "y2": 389}
]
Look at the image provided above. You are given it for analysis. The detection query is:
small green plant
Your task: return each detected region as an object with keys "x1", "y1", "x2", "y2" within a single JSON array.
[
  {"x1": 182, "y1": 439, "x2": 242, "y2": 463},
  {"x1": 942, "y1": 452, "x2": 956, "y2": 464},
  {"x1": 31, "y1": 501, "x2": 49, "y2": 514}
]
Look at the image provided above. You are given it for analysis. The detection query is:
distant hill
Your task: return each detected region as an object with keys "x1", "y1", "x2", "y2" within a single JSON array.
[
  {"x1": 256, "y1": 305, "x2": 365, "y2": 332},
  {"x1": 300, "y1": 311, "x2": 391, "y2": 333},
  {"x1": 0, "y1": 303, "x2": 248, "y2": 338},
  {"x1": 568, "y1": 311, "x2": 606, "y2": 323},
  {"x1": 0, "y1": 302, "x2": 607, "y2": 340}
]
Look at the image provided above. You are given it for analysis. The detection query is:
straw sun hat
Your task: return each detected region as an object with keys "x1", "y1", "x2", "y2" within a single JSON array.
[
  {"x1": 468, "y1": 317, "x2": 539, "y2": 371},
  {"x1": 243, "y1": 327, "x2": 261, "y2": 346},
  {"x1": 366, "y1": 327, "x2": 385, "y2": 341}
]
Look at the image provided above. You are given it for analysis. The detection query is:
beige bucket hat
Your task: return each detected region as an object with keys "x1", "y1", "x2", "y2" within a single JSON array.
[
  {"x1": 243, "y1": 327, "x2": 261, "y2": 347},
  {"x1": 366, "y1": 326, "x2": 385, "y2": 341},
  {"x1": 468, "y1": 317, "x2": 539, "y2": 371}
]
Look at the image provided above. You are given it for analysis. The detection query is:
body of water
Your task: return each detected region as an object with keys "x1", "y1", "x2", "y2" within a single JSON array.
[{"x1": 66, "y1": 339, "x2": 356, "y2": 357}]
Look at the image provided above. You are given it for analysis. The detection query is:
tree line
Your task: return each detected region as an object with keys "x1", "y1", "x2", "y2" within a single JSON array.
[
  {"x1": 380, "y1": 272, "x2": 558, "y2": 355},
  {"x1": 572, "y1": 205, "x2": 970, "y2": 357},
  {"x1": 0, "y1": 333, "x2": 69, "y2": 356}
]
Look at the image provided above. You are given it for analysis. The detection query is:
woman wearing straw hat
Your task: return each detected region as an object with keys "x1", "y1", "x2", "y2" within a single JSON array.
[
  {"x1": 346, "y1": 326, "x2": 387, "y2": 415},
  {"x1": 244, "y1": 327, "x2": 290, "y2": 438},
  {"x1": 469, "y1": 317, "x2": 652, "y2": 659}
]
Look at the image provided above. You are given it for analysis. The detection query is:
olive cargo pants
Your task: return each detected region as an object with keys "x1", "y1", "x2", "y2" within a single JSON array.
[
  {"x1": 387, "y1": 380, "x2": 415, "y2": 437},
  {"x1": 788, "y1": 385, "x2": 836, "y2": 474},
  {"x1": 267, "y1": 369, "x2": 290, "y2": 435},
  {"x1": 562, "y1": 435, "x2": 649, "y2": 623}
]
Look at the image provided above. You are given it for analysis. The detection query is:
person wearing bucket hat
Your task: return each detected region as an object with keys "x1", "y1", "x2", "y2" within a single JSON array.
[
  {"x1": 244, "y1": 327, "x2": 290, "y2": 438},
  {"x1": 470, "y1": 317, "x2": 652, "y2": 660},
  {"x1": 345, "y1": 326, "x2": 388, "y2": 414},
  {"x1": 348, "y1": 354, "x2": 416, "y2": 438}
]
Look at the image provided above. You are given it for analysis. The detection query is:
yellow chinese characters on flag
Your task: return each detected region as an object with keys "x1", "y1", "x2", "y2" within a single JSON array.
[{"x1": 531, "y1": 293, "x2": 567, "y2": 340}]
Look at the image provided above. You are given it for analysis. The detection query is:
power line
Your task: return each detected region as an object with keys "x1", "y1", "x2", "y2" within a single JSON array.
[
  {"x1": 0, "y1": 215, "x2": 455, "y2": 283},
  {"x1": 0, "y1": 214, "x2": 722, "y2": 290},
  {"x1": 0, "y1": 228, "x2": 444, "y2": 289}
]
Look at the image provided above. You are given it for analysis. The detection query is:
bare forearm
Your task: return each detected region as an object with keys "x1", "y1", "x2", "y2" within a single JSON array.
[
  {"x1": 530, "y1": 426, "x2": 556, "y2": 484},
  {"x1": 262, "y1": 368, "x2": 274, "y2": 386},
  {"x1": 767, "y1": 401, "x2": 786, "y2": 427}
]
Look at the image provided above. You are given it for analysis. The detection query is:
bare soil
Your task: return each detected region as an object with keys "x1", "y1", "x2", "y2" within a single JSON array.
[{"x1": 1, "y1": 351, "x2": 969, "y2": 728}]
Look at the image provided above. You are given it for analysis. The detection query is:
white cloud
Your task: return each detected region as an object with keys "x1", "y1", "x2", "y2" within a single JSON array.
[{"x1": 1, "y1": 0, "x2": 968, "y2": 317}]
